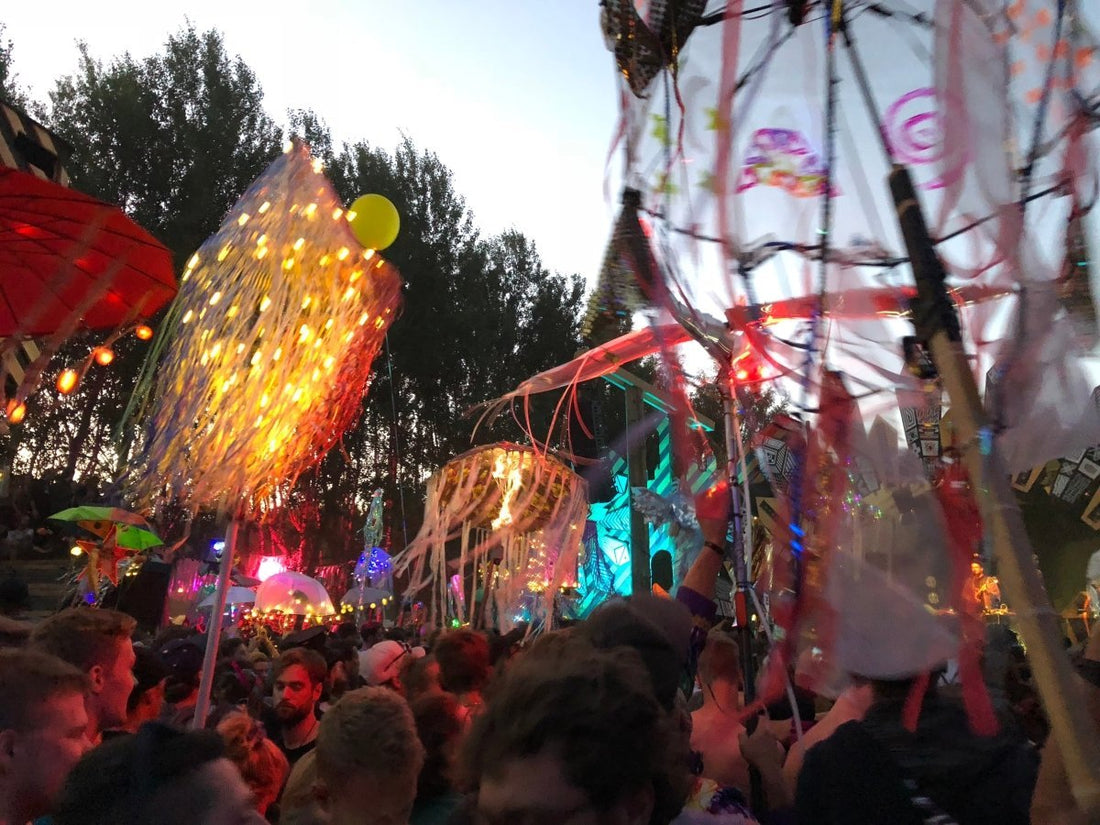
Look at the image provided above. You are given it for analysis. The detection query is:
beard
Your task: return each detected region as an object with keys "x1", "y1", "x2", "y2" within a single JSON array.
[{"x1": 275, "y1": 702, "x2": 310, "y2": 727}]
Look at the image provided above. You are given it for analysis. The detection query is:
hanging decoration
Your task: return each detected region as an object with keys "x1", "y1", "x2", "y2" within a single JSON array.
[
  {"x1": 360, "y1": 488, "x2": 386, "y2": 552},
  {"x1": 393, "y1": 443, "x2": 588, "y2": 631},
  {"x1": 126, "y1": 140, "x2": 403, "y2": 512},
  {"x1": 600, "y1": 0, "x2": 708, "y2": 98}
]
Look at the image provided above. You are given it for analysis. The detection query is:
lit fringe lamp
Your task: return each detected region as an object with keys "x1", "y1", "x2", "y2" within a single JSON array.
[
  {"x1": 393, "y1": 443, "x2": 588, "y2": 633},
  {"x1": 127, "y1": 139, "x2": 402, "y2": 727}
]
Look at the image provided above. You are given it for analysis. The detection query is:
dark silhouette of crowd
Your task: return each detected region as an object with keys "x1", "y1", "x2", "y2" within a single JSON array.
[{"x1": 0, "y1": 490, "x2": 1096, "y2": 825}]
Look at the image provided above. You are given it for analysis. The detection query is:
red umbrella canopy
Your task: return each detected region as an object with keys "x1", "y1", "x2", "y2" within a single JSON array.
[{"x1": 0, "y1": 167, "x2": 175, "y2": 337}]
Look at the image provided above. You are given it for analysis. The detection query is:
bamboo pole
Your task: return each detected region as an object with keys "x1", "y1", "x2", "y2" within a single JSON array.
[{"x1": 891, "y1": 164, "x2": 1100, "y2": 817}]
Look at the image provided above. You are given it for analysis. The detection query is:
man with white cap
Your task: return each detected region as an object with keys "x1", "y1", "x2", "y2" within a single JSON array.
[
  {"x1": 794, "y1": 511, "x2": 1039, "y2": 825},
  {"x1": 359, "y1": 640, "x2": 412, "y2": 691}
]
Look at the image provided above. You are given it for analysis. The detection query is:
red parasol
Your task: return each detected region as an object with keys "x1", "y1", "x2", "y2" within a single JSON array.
[{"x1": 0, "y1": 166, "x2": 175, "y2": 337}]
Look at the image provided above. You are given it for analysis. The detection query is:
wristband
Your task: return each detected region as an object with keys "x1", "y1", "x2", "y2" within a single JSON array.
[{"x1": 703, "y1": 540, "x2": 727, "y2": 557}]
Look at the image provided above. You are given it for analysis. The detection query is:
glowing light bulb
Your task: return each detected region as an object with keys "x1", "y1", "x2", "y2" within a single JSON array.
[
  {"x1": 93, "y1": 347, "x2": 114, "y2": 366},
  {"x1": 57, "y1": 369, "x2": 79, "y2": 394},
  {"x1": 135, "y1": 324, "x2": 154, "y2": 340},
  {"x1": 5, "y1": 401, "x2": 25, "y2": 424},
  {"x1": 70, "y1": 546, "x2": 83, "y2": 557}
]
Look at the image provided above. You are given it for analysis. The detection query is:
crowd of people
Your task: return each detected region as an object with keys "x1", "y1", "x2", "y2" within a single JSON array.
[{"x1": 0, "y1": 497, "x2": 1097, "y2": 824}]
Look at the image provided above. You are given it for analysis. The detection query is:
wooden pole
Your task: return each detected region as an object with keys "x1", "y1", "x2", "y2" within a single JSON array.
[
  {"x1": 191, "y1": 518, "x2": 240, "y2": 729},
  {"x1": 625, "y1": 385, "x2": 651, "y2": 596},
  {"x1": 891, "y1": 164, "x2": 1100, "y2": 817}
]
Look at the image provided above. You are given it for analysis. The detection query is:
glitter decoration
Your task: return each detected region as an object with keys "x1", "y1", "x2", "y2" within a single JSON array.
[
  {"x1": 128, "y1": 140, "x2": 402, "y2": 512},
  {"x1": 394, "y1": 443, "x2": 588, "y2": 631}
]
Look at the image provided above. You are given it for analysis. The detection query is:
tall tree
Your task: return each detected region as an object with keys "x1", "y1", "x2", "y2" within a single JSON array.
[
  {"x1": 3, "y1": 26, "x2": 588, "y2": 569},
  {"x1": 0, "y1": 26, "x2": 284, "y2": 518},
  {"x1": 49, "y1": 25, "x2": 283, "y2": 269},
  {"x1": 304, "y1": 136, "x2": 586, "y2": 558},
  {"x1": 0, "y1": 24, "x2": 31, "y2": 112}
]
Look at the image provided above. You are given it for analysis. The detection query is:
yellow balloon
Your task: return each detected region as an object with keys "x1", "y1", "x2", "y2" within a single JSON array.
[{"x1": 348, "y1": 194, "x2": 400, "y2": 251}]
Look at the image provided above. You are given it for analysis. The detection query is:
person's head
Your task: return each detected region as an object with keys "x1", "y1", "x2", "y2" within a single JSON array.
[
  {"x1": 324, "y1": 640, "x2": 360, "y2": 697},
  {"x1": 216, "y1": 713, "x2": 290, "y2": 816},
  {"x1": 697, "y1": 628, "x2": 741, "y2": 694},
  {"x1": 359, "y1": 640, "x2": 410, "y2": 690},
  {"x1": 315, "y1": 687, "x2": 424, "y2": 825},
  {"x1": 404, "y1": 655, "x2": 443, "y2": 703},
  {"x1": 29, "y1": 608, "x2": 136, "y2": 732},
  {"x1": 159, "y1": 638, "x2": 205, "y2": 704},
  {"x1": 411, "y1": 692, "x2": 464, "y2": 800},
  {"x1": 271, "y1": 648, "x2": 326, "y2": 727},
  {"x1": 0, "y1": 649, "x2": 91, "y2": 822},
  {"x1": 579, "y1": 597, "x2": 692, "y2": 712},
  {"x1": 971, "y1": 558, "x2": 985, "y2": 578},
  {"x1": 53, "y1": 723, "x2": 263, "y2": 825},
  {"x1": 218, "y1": 637, "x2": 247, "y2": 662},
  {"x1": 335, "y1": 622, "x2": 362, "y2": 647},
  {"x1": 462, "y1": 635, "x2": 691, "y2": 825},
  {"x1": 433, "y1": 630, "x2": 490, "y2": 695},
  {"x1": 126, "y1": 647, "x2": 169, "y2": 731},
  {"x1": 247, "y1": 651, "x2": 271, "y2": 680}
]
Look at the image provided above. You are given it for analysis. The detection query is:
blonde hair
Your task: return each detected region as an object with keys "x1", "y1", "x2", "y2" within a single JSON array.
[
  {"x1": 215, "y1": 712, "x2": 289, "y2": 803},
  {"x1": 30, "y1": 608, "x2": 135, "y2": 671},
  {"x1": 316, "y1": 686, "x2": 424, "y2": 790}
]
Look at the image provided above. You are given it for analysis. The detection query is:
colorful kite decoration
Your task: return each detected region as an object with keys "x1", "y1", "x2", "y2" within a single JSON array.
[
  {"x1": 394, "y1": 443, "x2": 588, "y2": 631},
  {"x1": 127, "y1": 140, "x2": 402, "y2": 512}
]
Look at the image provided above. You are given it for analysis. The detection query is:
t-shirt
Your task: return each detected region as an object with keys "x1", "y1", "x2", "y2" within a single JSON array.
[{"x1": 262, "y1": 707, "x2": 320, "y2": 766}]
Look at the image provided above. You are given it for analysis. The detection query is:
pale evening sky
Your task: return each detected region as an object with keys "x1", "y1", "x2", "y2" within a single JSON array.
[{"x1": 2, "y1": 1, "x2": 620, "y2": 285}]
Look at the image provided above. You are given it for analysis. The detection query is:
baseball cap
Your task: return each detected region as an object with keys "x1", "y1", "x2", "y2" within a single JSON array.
[{"x1": 359, "y1": 640, "x2": 410, "y2": 687}]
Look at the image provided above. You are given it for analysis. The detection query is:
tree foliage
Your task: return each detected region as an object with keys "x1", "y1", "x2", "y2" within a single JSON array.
[
  {"x1": 1, "y1": 28, "x2": 586, "y2": 568},
  {"x1": 49, "y1": 25, "x2": 283, "y2": 270},
  {"x1": 0, "y1": 24, "x2": 31, "y2": 112}
]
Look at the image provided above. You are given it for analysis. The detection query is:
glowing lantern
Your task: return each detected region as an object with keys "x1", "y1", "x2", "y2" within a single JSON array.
[
  {"x1": 5, "y1": 400, "x2": 25, "y2": 424},
  {"x1": 56, "y1": 369, "x2": 79, "y2": 395},
  {"x1": 126, "y1": 140, "x2": 403, "y2": 510},
  {"x1": 135, "y1": 325, "x2": 154, "y2": 340},
  {"x1": 93, "y1": 347, "x2": 114, "y2": 366},
  {"x1": 395, "y1": 443, "x2": 588, "y2": 630}
]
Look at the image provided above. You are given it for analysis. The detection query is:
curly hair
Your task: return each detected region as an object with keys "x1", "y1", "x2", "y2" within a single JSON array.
[
  {"x1": 316, "y1": 686, "x2": 424, "y2": 791},
  {"x1": 460, "y1": 635, "x2": 692, "y2": 825},
  {"x1": 29, "y1": 608, "x2": 135, "y2": 671},
  {"x1": 215, "y1": 712, "x2": 289, "y2": 804}
]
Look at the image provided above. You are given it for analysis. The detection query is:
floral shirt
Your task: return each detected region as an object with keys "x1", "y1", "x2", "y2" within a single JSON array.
[{"x1": 673, "y1": 777, "x2": 762, "y2": 825}]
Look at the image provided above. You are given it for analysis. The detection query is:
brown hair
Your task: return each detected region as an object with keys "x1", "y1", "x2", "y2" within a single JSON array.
[
  {"x1": 433, "y1": 629, "x2": 490, "y2": 694},
  {"x1": 461, "y1": 636, "x2": 691, "y2": 825},
  {"x1": 272, "y1": 647, "x2": 327, "y2": 686},
  {"x1": 316, "y1": 686, "x2": 424, "y2": 791},
  {"x1": 0, "y1": 648, "x2": 88, "y2": 731},
  {"x1": 410, "y1": 692, "x2": 463, "y2": 799},
  {"x1": 215, "y1": 712, "x2": 289, "y2": 802},
  {"x1": 29, "y1": 608, "x2": 135, "y2": 671}
]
